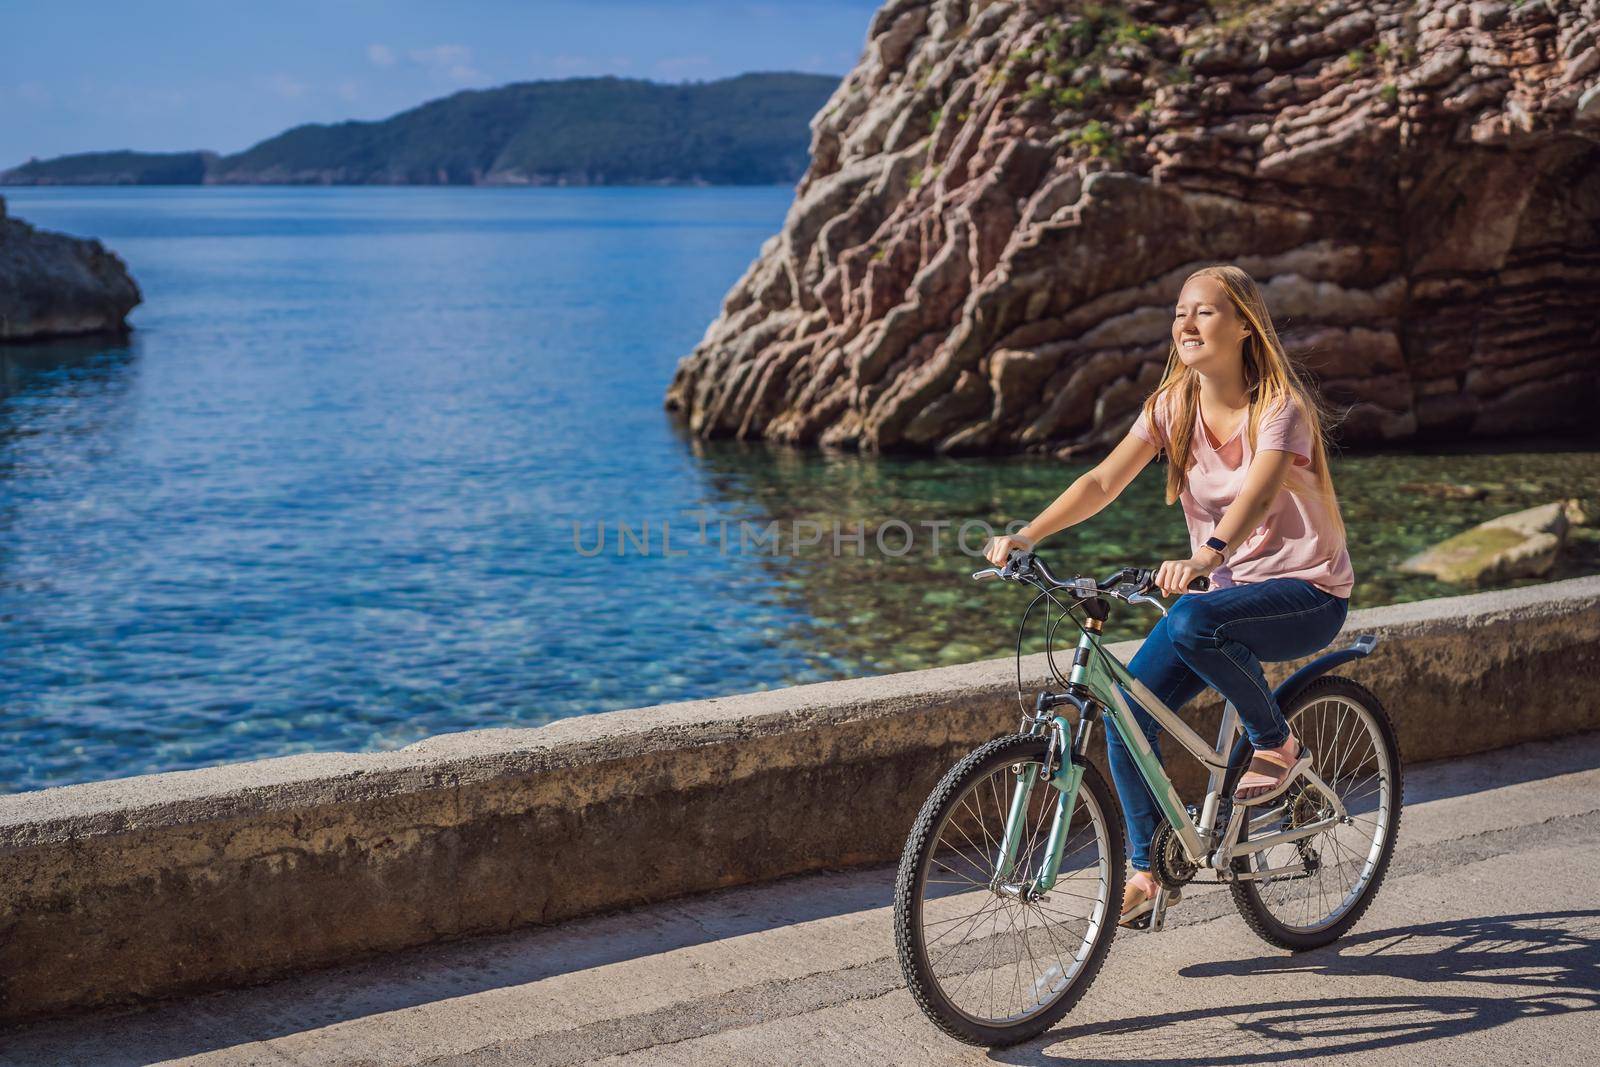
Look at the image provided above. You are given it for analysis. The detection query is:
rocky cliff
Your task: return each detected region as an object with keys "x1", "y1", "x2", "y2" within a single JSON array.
[
  {"x1": 666, "y1": 0, "x2": 1600, "y2": 454},
  {"x1": 0, "y1": 197, "x2": 141, "y2": 341}
]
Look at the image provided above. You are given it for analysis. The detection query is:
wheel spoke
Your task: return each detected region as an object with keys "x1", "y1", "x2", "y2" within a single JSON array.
[
  {"x1": 1239, "y1": 693, "x2": 1395, "y2": 937},
  {"x1": 901, "y1": 745, "x2": 1115, "y2": 1030},
  {"x1": 927, "y1": 896, "x2": 1003, "y2": 958}
]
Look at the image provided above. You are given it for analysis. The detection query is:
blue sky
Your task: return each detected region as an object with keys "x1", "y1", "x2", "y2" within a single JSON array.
[{"x1": 0, "y1": 1, "x2": 881, "y2": 165}]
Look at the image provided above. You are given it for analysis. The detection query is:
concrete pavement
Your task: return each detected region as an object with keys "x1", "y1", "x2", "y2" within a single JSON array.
[
  {"x1": 4, "y1": 731, "x2": 1600, "y2": 1066},
  {"x1": 10, "y1": 575, "x2": 1597, "y2": 1023}
]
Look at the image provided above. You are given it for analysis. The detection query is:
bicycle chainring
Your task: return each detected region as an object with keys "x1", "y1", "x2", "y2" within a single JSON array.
[{"x1": 1151, "y1": 822, "x2": 1198, "y2": 890}]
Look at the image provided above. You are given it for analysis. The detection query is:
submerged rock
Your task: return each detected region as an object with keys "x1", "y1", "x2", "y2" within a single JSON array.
[
  {"x1": 0, "y1": 196, "x2": 141, "y2": 341},
  {"x1": 1400, "y1": 500, "x2": 1584, "y2": 585},
  {"x1": 1397, "y1": 482, "x2": 1490, "y2": 501},
  {"x1": 666, "y1": 0, "x2": 1600, "y2": 454}
]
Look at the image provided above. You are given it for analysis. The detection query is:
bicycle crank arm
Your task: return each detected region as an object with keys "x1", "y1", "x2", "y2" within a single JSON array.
[{"x1": 1148, "y1": 886, "x2": 1177, "y2": 932}]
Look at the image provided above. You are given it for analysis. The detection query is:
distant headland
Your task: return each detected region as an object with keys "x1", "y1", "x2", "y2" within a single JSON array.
[{"x1": 1, "y1": 72, "x2": 840, "y2": 187}]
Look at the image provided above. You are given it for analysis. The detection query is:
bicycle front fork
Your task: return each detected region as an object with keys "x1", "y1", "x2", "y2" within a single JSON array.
[{"x1": 994, "y1": 711, "x2": 1090, "y2": 897}]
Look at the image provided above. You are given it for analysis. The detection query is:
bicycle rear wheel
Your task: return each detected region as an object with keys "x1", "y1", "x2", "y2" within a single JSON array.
[
  {"x1": 894, "y1": 733, "x2": 1123, "y2": 1047},
  {"x1": 1230, "y1": 675, "x2": 1403, "y2": 950}
]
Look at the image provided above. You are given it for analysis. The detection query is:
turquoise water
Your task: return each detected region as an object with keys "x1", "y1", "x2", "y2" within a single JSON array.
[
  {"x1": 2, "y1": 187, "x2": 835, "y2": 792},
  {"x1": 3, "y1": 187, "x2": 1597, "y2": 793}
]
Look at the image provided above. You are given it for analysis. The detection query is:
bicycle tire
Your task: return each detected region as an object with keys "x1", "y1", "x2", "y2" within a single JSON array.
[
  {"x1": 1229, "y1": 675, "x2": 1403, "y2": 951},
  {"x1": 894, "y1": 733, "x2": 1125, "y2": 1047}
]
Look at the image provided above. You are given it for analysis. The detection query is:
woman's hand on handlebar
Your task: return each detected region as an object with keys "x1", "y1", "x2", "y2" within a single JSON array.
[
  {"x1": 1154, "y1": 551, "x2": 1220, "y2": 598},
  {"x1": 983, "y1": 532, "x2": 1035, "y2": 567}
]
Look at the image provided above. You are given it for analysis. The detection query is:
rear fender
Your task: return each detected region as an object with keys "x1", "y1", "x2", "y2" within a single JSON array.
[{"x1": 1273, "y1": 633, "x2": 1378, "y2": 711}]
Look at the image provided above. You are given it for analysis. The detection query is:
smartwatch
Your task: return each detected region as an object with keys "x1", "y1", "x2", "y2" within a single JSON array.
[{"x1": 1203, "y1": 535, "x2": 1228, "y2": 559}]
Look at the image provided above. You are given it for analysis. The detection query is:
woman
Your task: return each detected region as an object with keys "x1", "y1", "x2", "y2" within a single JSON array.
[{"x1": 984, "y1": 264, "x2": 1353, "y2": 928}]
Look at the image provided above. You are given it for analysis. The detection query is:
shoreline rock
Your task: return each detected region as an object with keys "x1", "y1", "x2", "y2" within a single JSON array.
[
  {"x1": 666, "y1": 0, "x2": 1600, "y2": 454},
  {"x1": 1401, "y1": 499, "x2": 1588, "y2": 585},
  {"x1": 0, "y1": 196, "x2": 141, "y2": 342}
]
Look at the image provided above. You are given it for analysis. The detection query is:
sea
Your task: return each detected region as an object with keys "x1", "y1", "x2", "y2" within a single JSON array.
[{"x1": 3, "y1": 186, "x2": 1596, "y2": 792}]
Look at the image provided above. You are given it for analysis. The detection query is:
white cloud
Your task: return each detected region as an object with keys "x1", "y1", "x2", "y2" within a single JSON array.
[
  {"x1": 264, "y1": 74, "x2": 310, "y2": 100},
  {"x1": 367, "y1": 43, "x2": 397, "y2": 68},
  {"x1": 335, "y1": 80, "x2": 362, "y2": 103},
  {"x1": 408, "y1": 44, "x2": 483, "y2": 83}
]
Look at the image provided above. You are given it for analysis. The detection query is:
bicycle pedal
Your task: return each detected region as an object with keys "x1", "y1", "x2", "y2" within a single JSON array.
[{"x1": 1117, "y1": 907, "x2": 1155, "y2": 931}]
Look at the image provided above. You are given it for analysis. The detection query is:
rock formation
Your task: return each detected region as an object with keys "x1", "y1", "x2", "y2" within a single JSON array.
[
  {"x1": 666, "y1": 0, "x2": 1600, "y2": 454},
  {"x1": 0, "y1": 196, "x2": 141, "y2": 341},
  {"x1": 1402, "y1": 498, "x2": 1588, "y2": 583}
]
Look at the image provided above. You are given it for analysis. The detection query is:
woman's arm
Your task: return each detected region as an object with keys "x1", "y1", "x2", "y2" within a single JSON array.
[
  {"x1": 986, "y1": 431, "x2": 1158, "y2": 564},
  {"x1": 1210, "y1": 448, "x2": 1295, "y2": 550},
  {"x1": 1152, "y1": 447, "x2": 1297, "y2": 595},
  {"x1": 1024, "y1": 431, "x2": 1160, "y2": 543}
]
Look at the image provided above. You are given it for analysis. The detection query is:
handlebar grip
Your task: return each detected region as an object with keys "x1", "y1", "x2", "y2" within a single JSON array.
[{"x1": 1188, "y1": 576, "x2": 1210, "y2": 592}]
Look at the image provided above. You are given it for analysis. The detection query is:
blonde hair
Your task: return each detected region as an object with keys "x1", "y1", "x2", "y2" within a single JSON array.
[{"x1": 1137, "y1": 264, "x2": 1347, "y2": 542}]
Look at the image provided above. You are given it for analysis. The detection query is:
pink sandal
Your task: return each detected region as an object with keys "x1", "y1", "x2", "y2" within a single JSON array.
[{"x1": 1233, "y1": 740, "x2": 1312, "y2": 805}]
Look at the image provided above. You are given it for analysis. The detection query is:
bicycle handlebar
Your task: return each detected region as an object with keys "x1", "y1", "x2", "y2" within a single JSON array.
[{"x1": 970, "y1": 550, "x2": 1208, "y2": 602}]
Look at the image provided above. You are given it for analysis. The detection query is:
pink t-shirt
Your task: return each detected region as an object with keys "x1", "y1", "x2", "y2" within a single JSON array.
[{"x1": 1130, "y1": 392, "x2": 1354, "y2": 599}]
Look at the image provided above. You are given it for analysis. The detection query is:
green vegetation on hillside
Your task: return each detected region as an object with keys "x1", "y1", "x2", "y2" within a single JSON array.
[
  {"x1": 2, "y1": 73, "x2": 838, "y2": 187},
  {"x1": 2, "y1": 150, "x2": 215, "y2": 185}
]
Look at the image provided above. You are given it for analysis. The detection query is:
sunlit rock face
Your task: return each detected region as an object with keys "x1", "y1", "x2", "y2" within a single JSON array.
[
  {"x1": 0, "y1": 197, "x2": 141, "y2": 341},
  {"x1": 666, "y1": 0, "x2": 1600, "y2": 454}
]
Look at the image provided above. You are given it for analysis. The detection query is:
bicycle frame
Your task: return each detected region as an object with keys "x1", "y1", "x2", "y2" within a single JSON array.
[{"x1": 1000, "y1": 625, "x2": 1352, "y2": 900}]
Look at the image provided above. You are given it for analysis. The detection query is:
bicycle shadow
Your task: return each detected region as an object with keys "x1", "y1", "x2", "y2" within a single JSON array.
[{"x1": 989, "y1": 910, "x2": 1600, "y2": 1066}]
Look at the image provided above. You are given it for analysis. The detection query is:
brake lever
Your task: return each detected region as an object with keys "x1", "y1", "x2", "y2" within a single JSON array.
[
  {"x1": 974, "y1": 548, "x2": 1033, "y2": 581},
  {"x1": 1127, "y1": 573, "x2": 1210, "y2": 613},
  {"x1": 1127, "y1": 590, "x2": 1167, "y2": 616}
]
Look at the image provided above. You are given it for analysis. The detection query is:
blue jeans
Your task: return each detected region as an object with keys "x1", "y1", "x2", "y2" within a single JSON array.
[{"x1": 1104, "y1": 577, "x2": 1350, "y2": 871}]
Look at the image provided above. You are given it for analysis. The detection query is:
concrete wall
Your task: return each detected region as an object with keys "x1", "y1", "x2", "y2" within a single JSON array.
[{"x1": 2, "y1": 575, "x2": 1597, "y2": 1025}]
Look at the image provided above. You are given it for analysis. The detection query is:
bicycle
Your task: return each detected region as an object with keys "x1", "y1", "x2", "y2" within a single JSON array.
[{"x1": 893, "y1": 550, "x2": 1402, "y2": 1047}]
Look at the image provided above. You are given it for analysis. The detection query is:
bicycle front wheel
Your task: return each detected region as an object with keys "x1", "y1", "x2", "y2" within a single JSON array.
[
  {"x1": 894, "y1": 733, "x2": 1123, "y2": 1047},
  {"x1": 1230, "y1": 674, "x2": 1403, "y2": 950}
]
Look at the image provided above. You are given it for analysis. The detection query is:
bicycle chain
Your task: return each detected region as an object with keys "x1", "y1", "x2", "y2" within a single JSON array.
[{"x1": 1151, "y1": 822, "x2": 1198, "y2": 890}]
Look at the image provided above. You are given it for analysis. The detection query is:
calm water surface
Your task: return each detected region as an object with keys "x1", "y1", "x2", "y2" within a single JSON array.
[{"x1": 2, "y1": 187, "x2": 1596, "y2": 793}]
